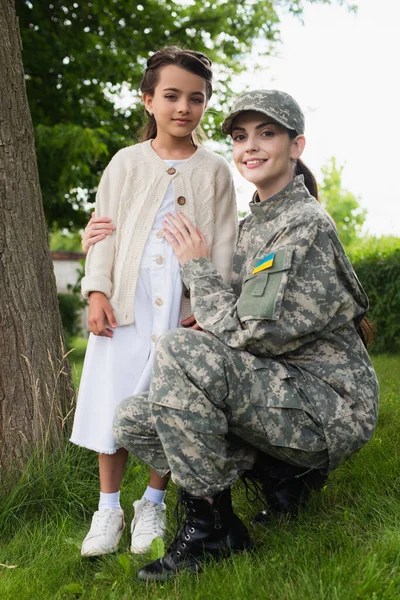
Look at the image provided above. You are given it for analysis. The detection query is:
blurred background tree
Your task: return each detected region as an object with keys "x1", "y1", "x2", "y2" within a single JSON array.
[
  {"x1": 16, "y1": 0, "x2": 353, "y2": 230},
  {"x1": 319, "y1": 157, "x2": 366, "y2": 249}
]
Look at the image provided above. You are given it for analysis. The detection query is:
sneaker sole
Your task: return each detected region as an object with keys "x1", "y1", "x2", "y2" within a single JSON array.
[
  {"x1": 130, "y1": 535, "x2": 165, "y2": 555},
  {"x1": 81, "y1": 545, "x2": 119, "y2": 557},
  {"x1": 130, "y1": 543, "x2": 151, "y2": 555},
  {"x1": 81, "y1": 529, "x2": 125, "y2": 557}
]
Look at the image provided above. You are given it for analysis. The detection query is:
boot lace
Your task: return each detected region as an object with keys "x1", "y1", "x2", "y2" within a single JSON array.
[
  {"x1": 241, "y1": 472, "x2": 264, "y2": 504},
  {"x1": 169, "y1": 490, "x2": 197, "y2": 559}
]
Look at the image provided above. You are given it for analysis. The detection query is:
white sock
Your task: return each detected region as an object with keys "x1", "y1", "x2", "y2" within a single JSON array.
[
  {"x1": 98, "y1": 490, "x2": 121, "y2": 511},
  {"x1": 143, "y1": 486, "x2": 166, "y2": 505}
]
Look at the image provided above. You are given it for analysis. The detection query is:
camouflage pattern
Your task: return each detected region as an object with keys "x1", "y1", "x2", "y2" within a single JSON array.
[
  {"x1": 221, "y1": 89, "x2": 305, "y2": 135},
  {"x1": 114, "y1": 328, "x2": 328, "y2": 497},
  {"x1": 113, "y1": 176, "x2": 379, "y2": 496},
  {"x1": 113, "y1": 393, "x2": 170, "y2": 477}
]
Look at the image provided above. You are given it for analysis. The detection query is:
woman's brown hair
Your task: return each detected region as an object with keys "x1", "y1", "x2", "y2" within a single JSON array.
[
  {"x1": 295, "y1": 159, "x2": 319, "y2": 201},
  {"x1": 139, "y1": 46, "x2": 213, "y2": 145},
  {"x1": 288, "y1": 129, "x2": 319, "y2": 199}
]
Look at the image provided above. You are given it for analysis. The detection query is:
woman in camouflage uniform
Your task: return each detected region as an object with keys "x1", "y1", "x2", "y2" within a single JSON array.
[{"x1": 113, "y1": 90, "x2": 379, "y2": 581}]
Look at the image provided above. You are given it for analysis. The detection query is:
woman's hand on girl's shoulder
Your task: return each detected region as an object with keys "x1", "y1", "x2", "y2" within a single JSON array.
[
  {"x1": 163, "y1": 212, "x2": 209, "y2": 265},
  {"x1": 82, "y1": 211, "x2": 116, "y2": 254}
]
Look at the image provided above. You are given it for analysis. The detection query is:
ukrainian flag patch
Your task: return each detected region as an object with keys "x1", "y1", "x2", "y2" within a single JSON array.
[{"x1": 252, "y1": 252, "x2": 275, "y2": 275}]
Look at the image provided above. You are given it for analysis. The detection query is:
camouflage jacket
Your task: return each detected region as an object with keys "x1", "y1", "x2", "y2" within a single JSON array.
[{"x1": 181, "y1": 176, "x2": 379, "y2": 468}]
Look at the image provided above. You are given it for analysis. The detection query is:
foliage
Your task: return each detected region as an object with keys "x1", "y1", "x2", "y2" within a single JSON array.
[
  {"x1": 347, "y1": 234, "x2": 400, "y2": 262},
  {"x1": 50, "y1": 227, "x2": 83, "y2": 252},
  {"x1": 0, "y1": 354, "x2": 398, "y2": 599},
  {"x1": 17, "y1": 0, "x2": 352, "y2": 230},
  {"x1": 349, "y1": 242, "x2": 400, "y2": 354},
  {"x1": 69, "y1": 336, "x2": 87, "y2": 388},
  {"x1": 58, "y1": 292, "x2": 83, "y2": 341},
  {"x1": 319, "y1": 157, "x2": 367, "y2": 249}
]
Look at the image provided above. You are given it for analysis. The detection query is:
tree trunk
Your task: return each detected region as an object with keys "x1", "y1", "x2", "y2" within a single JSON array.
[{"x1": 0, "y1": 0, "x2": 74, "y2": 472}]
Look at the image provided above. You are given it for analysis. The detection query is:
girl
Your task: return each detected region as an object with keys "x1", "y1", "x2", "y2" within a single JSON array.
[
  {"x1": 70, "y1": 46, "x2": 238, "y2": 557},
  {"x1": 111, "y1": 89, "x2": 379, "y2": 581}
]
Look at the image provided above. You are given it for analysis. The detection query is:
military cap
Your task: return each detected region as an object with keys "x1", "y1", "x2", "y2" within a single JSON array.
[{"x1": 221, "y1": 89, "x2": 305, "y2": 136}]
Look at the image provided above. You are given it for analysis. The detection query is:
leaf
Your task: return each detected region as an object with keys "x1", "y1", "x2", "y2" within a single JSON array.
[
  {"x1": 94, "y1": 572, "x2": 113, "y2": 581},
  {"x1": 0, "y1": 563, "x2": 17, "y2": 569},
  {"x1": 60, "y1": 583, "x2": 84, "y2": 595},
  {"x1": 150, "y1": 536, "x2": 165, "y2": 560},
  {"x1": 118, "y1": 554, "x2": 130, "y2": 575}
]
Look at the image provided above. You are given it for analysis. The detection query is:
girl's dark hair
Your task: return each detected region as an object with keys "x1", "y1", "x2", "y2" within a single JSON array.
[
  {"x1": 287, "y1": 130, "x2": 376, "y2": 349},
  {"x1": 139, "y1": 46, "x2": 213, "y2": 144},
  {"x1": 288, "y1": 129, "x2": 319, "y2": 200}
]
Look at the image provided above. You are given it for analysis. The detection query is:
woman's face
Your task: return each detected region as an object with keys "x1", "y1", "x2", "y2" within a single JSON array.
[
  {"x1": 142, "y1": 65, "x2": 207, "y2": 140},
  {"x1": 231, "y1": 111, "x2": 305, "y2": 199}
]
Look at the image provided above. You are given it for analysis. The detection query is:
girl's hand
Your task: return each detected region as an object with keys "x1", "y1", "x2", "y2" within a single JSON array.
[
  {"x1": 181, "y1": 314, "x2": 203, "y2": 331},
  {"x1": 82, "y1": 211, "x2": 116, "y2": 254},
  {"x1": 163, "y1": 212, "x2": 209, "y2": 265},
  {"x1": 88, "y1": 292, "x2": 117, "y2": 337}
]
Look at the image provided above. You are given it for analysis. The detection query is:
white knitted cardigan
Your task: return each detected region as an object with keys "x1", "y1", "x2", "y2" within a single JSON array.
[{"x1": 82, "y1": 140, "x2": 238, "y2": 326}]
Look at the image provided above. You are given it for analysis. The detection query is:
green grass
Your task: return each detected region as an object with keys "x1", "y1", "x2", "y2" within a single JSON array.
[
  {"x1": 0, "y1": 354, "x2": 399, "y2": 599},
  {"x1": 68, "y1": 337, "x2": 88, "y2": 389}
]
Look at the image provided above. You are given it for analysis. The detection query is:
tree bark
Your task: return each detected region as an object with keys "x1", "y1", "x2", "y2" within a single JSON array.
[{"x1": 0, "y1": 0, "x2": 74, "y2": 472}]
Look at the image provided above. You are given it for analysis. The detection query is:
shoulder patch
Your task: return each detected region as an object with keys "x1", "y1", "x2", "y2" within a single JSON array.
[{"x1": 252, "y1": 252, "x2": 275, "y2": 274}]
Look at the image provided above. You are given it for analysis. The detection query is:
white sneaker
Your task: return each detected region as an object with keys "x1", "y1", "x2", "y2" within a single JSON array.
[
  {"x1": 130, "y1": 497, "x2": 166, "y2": 554},
  {"x1": 81, "y1": 508, "x2": 125, "y2": 557}
]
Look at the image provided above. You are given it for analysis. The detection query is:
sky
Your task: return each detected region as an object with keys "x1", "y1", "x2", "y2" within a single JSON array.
[{"x1": 228, "y1": 0, "x2": 400, "y2": 237}]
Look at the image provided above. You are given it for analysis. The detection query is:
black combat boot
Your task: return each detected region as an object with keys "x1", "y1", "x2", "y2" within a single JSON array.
[
  {"x1": 244, "y1": 452, "x2": 328, "y2": 523},
  {"x1": 137, "y1": 488, "x2": 253, "y2": 581}
]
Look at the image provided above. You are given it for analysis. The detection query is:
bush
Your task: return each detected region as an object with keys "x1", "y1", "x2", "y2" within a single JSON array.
[
  {"x1": 349, "y1": 239, "x2": 400, "y2": 353},
  {"x1": 58, "y1": 292, "x2": 83, "y2": 342}
]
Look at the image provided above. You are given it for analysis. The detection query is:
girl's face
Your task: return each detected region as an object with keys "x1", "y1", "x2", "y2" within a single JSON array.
[
  {"x1": 143, "y1": 65, "x2": 208, "y2": 140},
  {"x1": 231, "y1": 111, "x2": 305, "y2": 200}
]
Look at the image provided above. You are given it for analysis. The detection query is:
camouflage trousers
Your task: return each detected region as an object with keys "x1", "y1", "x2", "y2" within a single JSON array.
[{"x1": 113, "y1": 329, "x2": 328, "y2": 497}]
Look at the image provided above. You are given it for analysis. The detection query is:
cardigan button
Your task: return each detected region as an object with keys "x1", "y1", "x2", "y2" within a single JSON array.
[
  {"x1": 184, "y1": 289, "x2": 190, "y2": 299},
  {"x1": 167, "y1": 167, "x2": 176, "y2": 175},
  {"x1": 177, "y1": 196, "x2": 186, "y2": 206},
  {"x1": 156, "y1": 230, "x2": 164, "y2": 239}
]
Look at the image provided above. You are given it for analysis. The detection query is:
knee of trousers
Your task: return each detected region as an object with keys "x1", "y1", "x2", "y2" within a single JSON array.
[
  {"x1": 112, "y1": 395, "x2": 154, "y2": 446},
  {"x1": 157, "y1": 328, "x2": 200, "y2": 363}
]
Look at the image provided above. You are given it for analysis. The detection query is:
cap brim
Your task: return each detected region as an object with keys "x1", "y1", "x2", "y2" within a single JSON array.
[{"x1": 221, "y1": 108, "x2": 295, "y2": 136}]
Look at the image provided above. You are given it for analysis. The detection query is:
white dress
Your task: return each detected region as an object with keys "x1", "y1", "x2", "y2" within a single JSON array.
[{"x1": 70, "y1": 160, "x2": 184, "y2": 454}]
